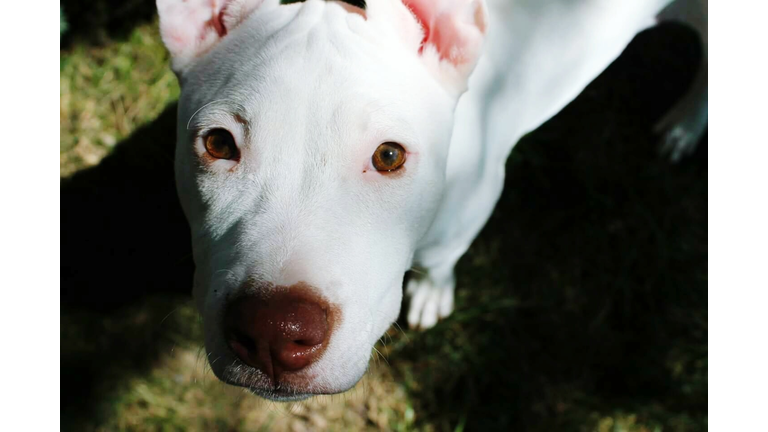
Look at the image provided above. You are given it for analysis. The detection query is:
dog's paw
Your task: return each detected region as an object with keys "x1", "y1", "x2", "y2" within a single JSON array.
[
  {"x1": 659, "y1": 124, "x2": 700, "y2": 162},
  {"x1": 406, "y1": 273, "x2": 455, "y2": 330},
  {"x1": 654, "y1": 91, "x2": 707, "y2": 163}
]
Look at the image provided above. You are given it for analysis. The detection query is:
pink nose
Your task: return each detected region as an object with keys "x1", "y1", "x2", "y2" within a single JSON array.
[{"x1": 224, "y1": 287, "x2": 331, "y2": 382}]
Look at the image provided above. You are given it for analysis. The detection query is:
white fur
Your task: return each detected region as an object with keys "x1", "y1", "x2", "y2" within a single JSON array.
[
  {"x1": 157, "y1": 0, "x2": 708, "y2": 398},
  {"x1": 409, "y1": 0, "x2": 708, "y2": 328}
]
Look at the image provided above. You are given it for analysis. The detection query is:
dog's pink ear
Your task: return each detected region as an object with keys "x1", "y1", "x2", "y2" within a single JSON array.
[
  {"x1": 157, "y1": 0, "x2": 265, "y2": 73},
  {"x1": 403, "y1": 0, "x2": 487, "y2": 93}
]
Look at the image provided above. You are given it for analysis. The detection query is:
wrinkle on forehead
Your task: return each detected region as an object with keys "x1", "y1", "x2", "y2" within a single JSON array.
[
  {"x1": 188, "y1": 100, "x2": 254, "y2": 134},
  {"x1": 259, "y1": 0, "x2": 418, "y2": 65}
]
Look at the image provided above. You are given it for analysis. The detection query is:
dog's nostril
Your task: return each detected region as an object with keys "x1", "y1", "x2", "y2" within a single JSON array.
[
  {"x1": 224, "y1": 287, "x2": 332, "y2": 382},
  {"x1": 229, "y1": 330, "x2": 256, "y2": 351}
]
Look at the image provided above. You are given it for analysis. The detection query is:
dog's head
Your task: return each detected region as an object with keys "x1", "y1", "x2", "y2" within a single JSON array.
[{"x1": 158, "y1": 0, "x2": 487, "y2": 400}]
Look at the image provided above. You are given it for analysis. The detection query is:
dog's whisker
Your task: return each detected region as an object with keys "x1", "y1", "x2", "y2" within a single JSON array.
[
  {"x1": 158, "y1": 307, "x2": 180, "y2": 328},
  {"x1": 194, "y1": 344, "x2": 207, "y2": 378},
  {"x1": 409, "y1": 267, "x2": 427, "y2": 276},
  {"x1": 392, "y1": 321, "x2": 410, "y2": 342},
  {"x1": 373, "y1": 347, "x2": 389, "y2": 366}
]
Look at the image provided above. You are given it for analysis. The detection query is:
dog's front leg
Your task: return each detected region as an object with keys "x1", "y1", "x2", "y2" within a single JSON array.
[{"x1": 405, "y1": 57, "x2": 512, "y2": 330}]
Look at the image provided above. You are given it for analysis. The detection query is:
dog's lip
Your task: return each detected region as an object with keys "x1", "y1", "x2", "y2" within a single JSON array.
[
  {"x1": 219, "y1": 359, "x2": 346, "y2": 400},
  {"x1": 223, "y1": 377, "x2": 343, "y2": 401},
  {"x1": 245, "y1": 386, "x2": 315, "y2": 401}
]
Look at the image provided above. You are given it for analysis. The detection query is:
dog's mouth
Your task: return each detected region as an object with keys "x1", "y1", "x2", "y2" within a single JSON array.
[
  {"x1": 245, "y1": 386, "x2": 314, "y2": 402},
  {"x1": 218, "y1": 358, "x2": 344, "y2": 401},
  {"x1": 220, "y1": 370, "x2": 311, "y2": 401}
]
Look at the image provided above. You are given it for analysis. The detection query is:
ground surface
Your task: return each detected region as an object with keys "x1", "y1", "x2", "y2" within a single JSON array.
[{"x1": 61, "y1": 3, "x2": 707, "y2": 431}]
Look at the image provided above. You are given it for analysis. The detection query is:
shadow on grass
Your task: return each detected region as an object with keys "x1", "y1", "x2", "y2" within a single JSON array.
[
  {"x1": 395, "y1": 23, "x2": 707, "y2": 431},
  {"x1": 60, "y1": 103, "x2": 199, "y2": 428},
  {"x1": 61, "y1": 103, "x2": 190, "y2": 310},
  {"x1": 60, "y1": 22, "x2": 706, "y2": 431}
]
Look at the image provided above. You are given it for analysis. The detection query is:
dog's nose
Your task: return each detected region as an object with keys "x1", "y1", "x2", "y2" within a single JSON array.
[{"x1": 224, "y1": 288, "x2": 330, "y2": 382}]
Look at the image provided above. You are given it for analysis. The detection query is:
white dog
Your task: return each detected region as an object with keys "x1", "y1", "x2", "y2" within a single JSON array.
[{"x1": 156, "y1": 0, "x2": 707, "y2": 400}]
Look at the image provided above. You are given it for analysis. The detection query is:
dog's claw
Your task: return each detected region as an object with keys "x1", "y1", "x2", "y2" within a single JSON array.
[{"x1": 406, "y1": 274, "x2": 455, "y2": 330}]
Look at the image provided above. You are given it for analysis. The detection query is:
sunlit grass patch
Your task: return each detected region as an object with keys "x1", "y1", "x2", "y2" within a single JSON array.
[{"x1": 60, "y1": 20, "x2": 179, "y2": 177}]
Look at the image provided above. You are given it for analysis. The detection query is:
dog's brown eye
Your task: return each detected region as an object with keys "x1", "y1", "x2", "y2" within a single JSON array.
[
  {"x1": 204, "y1": 129, "x2": 239, "y2": 160},
  {"x1": 372, "y1": 142, "x2": 406, "y2": 172}
]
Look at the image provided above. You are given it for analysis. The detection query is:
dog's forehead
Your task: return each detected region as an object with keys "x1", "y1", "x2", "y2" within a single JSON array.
[
  {"x1": 184, "y1": 0, "x2": 424, "y2": 88},
  {"x1": 182, "y1": 1, "x2": 448, "y2": 138},
  {"x1": 188, "y1": 41, "x2": 429, "y2": 139}
]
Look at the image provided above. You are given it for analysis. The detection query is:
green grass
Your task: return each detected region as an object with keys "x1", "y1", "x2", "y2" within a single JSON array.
[
  {"x1": 61, "y1": 11, "x2": 707, "y2": 432},
  {"x1": 60, "y1": 20, "x2": 179, "y2": 177}
]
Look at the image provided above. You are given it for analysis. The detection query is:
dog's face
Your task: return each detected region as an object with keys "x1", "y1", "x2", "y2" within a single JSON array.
[{"x1": 158, "y1": 0, "x2": 486, "y2": 399}]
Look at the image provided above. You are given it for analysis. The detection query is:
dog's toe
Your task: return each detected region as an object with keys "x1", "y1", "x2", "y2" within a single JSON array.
[
  {"x1": 660, "y1": 125, "x2": 699, "y2": 162},
  {"x1": 406, "y1": 276, "x2": 455, "y2": 330},
  {"x1": 654, "y1": 96, "x2": 707, "y2": 163}
]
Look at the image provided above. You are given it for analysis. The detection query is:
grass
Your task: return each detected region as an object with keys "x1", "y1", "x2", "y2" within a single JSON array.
[
  {"x1": 60, "y1": 7, "x2": 707, "y2": 432},
  {"x1": 60, "y1": 20, "x2": 178, "y2": 177},
  {"x1": 62, "y1": 295, "x2": 416, "y2": 431}
]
